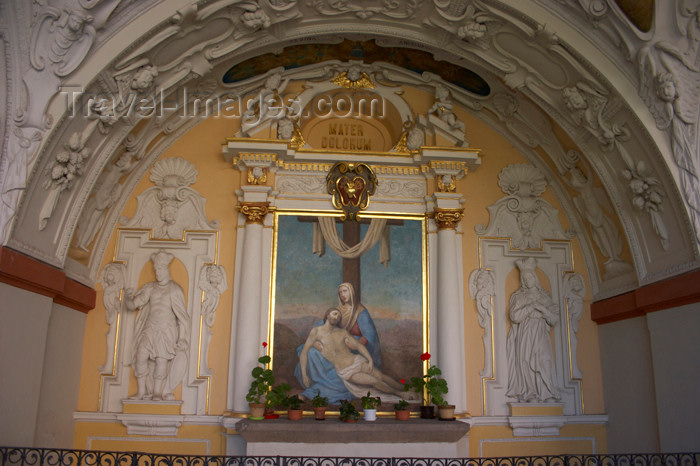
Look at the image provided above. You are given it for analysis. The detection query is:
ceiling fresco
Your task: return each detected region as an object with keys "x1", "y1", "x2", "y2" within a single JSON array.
[
  {"x1": 615, "y1": 0, "x2": 654, "y2": 32},
  {"x1": 222, "y1": 40, "x2": 491, "y2": 96}
]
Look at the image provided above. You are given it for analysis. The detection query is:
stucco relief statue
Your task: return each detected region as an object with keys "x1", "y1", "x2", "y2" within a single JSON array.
[
  {"x1": 469, "y1": 268, "x2": 496, "y2": 377},
  {"x1": 197, "y1": 265, "x2": 227, "y2": 375},
  {"x1": 429, "y1": 83, "x2": 467, "y2": 134},
  {"x1": 561, "y1": 152, "x2": 633, "y2": 279},
  {"x1": 99, "y1": 262, "x2": 126, "y2": 372},
  {"x1": 469, "y1": 268, "x2": 495, "y2": 330},
  {"x1": 124, "y1": 250, "x2": 190, "y2": 401},
  {"x1": 240, "y1": 68, "x2": 290, "y2": 136},
  {"x1": 506, "y1": 257, "x2": 560, "y2": 403},
  {"x1": 563, "y1": 272, "x2": 586, "y2": 379},
  {"x1": 199, "y1": 265, "x2": 228, "y2": 329},
  {"x1": 641, "y1": 48, "x2": 700, "y2": 244},
  {"x1": 75, "y1": 153, "x2": 137, "y2": 250}
]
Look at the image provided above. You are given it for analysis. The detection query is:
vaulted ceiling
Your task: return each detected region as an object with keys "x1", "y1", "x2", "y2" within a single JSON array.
[{"x1": 1, "y1": 0, "x2": 698, "y2": 300}]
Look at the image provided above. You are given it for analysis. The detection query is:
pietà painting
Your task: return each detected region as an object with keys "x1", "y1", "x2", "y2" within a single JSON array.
[{"x1": 271, "y1": 213, "x2": 425, "y2": 404}]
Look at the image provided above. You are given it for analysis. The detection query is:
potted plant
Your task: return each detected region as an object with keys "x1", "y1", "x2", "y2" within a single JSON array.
[
  {"x1": 310, "y1": 391, "x2": 328, "y2": 421},
  {"x1": 284, "y1": 393, "x2": 303, "y2": 420},
  {"x1": 404, "y1": 352, "x2": 449, "y2": 419},
  {"x1": 338, "y1": 399, "x2": 360, "y2": 423},
  {"x1": 360, "y1": 391, "x2": 381, "y2": 421},
  {"x1": 394, "y1": 399, "x2": 411, "y2": 421},
  {"x1": 246, "y1": 352, "x2": 274, "y2": 420},
  {"x1": 264, "y1": 382, "x2": 290, "y2": 419}
]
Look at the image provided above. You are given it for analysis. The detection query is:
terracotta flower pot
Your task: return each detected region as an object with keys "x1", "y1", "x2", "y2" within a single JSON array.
[
  {"x1": 248, "y1": 402, "x2": 265, "y2": 420},
  {"x1": 287, "y1": 409, "x2": 303, "y2": 420},
  {"x1": 313, "y1": 406, "x2": 327, "y2": 420},
  {"x1": 394, "y1": 409, "x2": 410, "y2": 421},
  {"x1": 438, "y1": 405, "x2": 456, "y2": 420}
]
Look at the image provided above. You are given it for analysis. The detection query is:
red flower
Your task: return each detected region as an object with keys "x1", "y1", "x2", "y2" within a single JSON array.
[
  {"x1": 262, "y1": 342, "x2": 268, "y2": 348},
  {"x1": 400, "y1": 378, "x2": 405, "y2": 384},
  {"x1": 420, "y1": 352, "x2": 431, "y2": 361}
]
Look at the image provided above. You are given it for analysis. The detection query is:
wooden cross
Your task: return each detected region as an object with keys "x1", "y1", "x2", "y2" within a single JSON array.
[{"x1": 299, "y1": 216, "x2": 403, "y2": 304}]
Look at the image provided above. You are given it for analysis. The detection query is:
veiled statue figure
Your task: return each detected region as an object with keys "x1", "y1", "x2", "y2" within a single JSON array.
[
  {"x1": 125, "y1": 250, "x2": 190, "y2": 401},
  {"x1": 506, "y1": 257, "x2": 560, "y2": 403},
  {"x1": 295, "y1": 282, "x2": 381, "y2": 402}
]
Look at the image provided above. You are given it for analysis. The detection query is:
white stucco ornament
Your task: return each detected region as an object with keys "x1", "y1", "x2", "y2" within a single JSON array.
[
  {"x1": 477, "y1": 164, "x2": 574, "y2": 249},
  {"x1": 120, "y1": 157, "x2": 220, "y2": 238}
]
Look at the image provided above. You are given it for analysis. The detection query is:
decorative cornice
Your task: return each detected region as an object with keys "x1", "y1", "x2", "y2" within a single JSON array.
[
  {"x1": 0, "y1": 246, "x2": 95, "y2": 312},
  {"x1": 591, "y1": 269, "x2": 700, "y2": 324},
  {"x1": 430, "y1": 208, "x2": 464, "y2": 230},
  {"x1": 238, "y1": 202, "x2": 273, "y2": 224}
]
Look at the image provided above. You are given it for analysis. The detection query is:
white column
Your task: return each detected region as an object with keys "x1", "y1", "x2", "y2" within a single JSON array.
[
  {"x1": 231, "y1": 201, "x2": 270, "y2": 413},
  {"x1": 433, "y1": 205, "x2": 467, "y2": 414}
]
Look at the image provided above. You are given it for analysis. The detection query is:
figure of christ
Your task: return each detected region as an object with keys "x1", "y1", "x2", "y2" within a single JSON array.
[
  {"x1": 300, "y1": 308, "x2": 407, "y2": 399},
  {"x1": 294, "y1": 282, "x2": 381, "y2": 402}
]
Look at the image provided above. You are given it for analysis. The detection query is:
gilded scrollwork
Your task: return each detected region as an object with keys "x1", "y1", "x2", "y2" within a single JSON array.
[
  {"x1": 239, "y1": 202, "x2": 272, "y2": 224},
  {"x1": 432, "y1": 207, "x2": 464, "y2": 230}
]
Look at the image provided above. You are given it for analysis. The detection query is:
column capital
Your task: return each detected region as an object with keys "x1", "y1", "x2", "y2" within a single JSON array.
[
  {"x1": 238, "y1": 202, "x2": 273, "y2": 224},
  {"x1": 430, "y1": 207, "x2": 464, "y2": 230}
]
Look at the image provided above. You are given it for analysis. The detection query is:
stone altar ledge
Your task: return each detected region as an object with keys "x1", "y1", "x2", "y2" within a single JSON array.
[{"x1": 236, "y1": 417, "x2": 470, "y2": 444}]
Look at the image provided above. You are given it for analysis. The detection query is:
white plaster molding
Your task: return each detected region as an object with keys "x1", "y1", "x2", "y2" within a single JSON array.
[
  {"x1": 508, "y1": 415, "x2": 567, "y2": 437},
  {"x1": 276, "y1": 174, "x2": 327, "y2": 195},
  {"x1": 466, "y1": 413, "x2": 608, "y2": 427},
  {"x1": 469, "y1": 268, "x2": 496, "y2": 381},
  {"x1": 476, "y1": 164, "x2": 574, "y2": 249},
  {"x1": 117, "y1": 413, "x2": 184, "y2": 436},
  {"x1": 197, "y1": 264, "x2": 228, "y2": 376},
  {"x1": 99, "y1": 230, "x2": 220, "y2": 415},
  {"x1": 3, "y1": 0, "x2": 700, "y2": 295},
  {"x1": 120, "y1": 157, "x2": 220, "y2": 238},
  {"x1": 475, "y1": 238, "x2": 582, "y2": 416},
  {"x1": 98, "y1": 262, "x2": 126, "y2": 374}
]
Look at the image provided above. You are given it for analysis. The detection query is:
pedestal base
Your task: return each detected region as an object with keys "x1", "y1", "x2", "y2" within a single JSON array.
[{"x1": 236, "y1": 417, "x2": 470, "y2": 458}]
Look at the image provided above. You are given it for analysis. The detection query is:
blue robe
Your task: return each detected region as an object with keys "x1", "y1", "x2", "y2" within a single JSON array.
[{"x1": 295, "y1": 308, "x2": 381, "y2": 403}]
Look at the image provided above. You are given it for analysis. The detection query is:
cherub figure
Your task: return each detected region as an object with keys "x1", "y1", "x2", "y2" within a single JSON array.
[
  {"x1": 198, "y1": 265, "x2": 228, "y2": 328},
  {"x1": 428, "y1": 84, "x2": 466, "y2": 132},
  {"x1": 468, "y1": 268, "x2": 495, "y2": 329}
]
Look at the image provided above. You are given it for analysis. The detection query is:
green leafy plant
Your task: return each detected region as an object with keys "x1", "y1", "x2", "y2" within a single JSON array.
[
  {"x1": 338, "y1": 399, "x2": 360, "y2": 421},
  {"x1": 265, "y1": 382, "x2": 291, "y2": 409},
  {"x1": 246, "y1": 354, "x2": 274, "y2": 404},
  {"x1": 310, "y1": 391, "x2": 328, "y2": 408},
  {"x1": 284, "y1": 393, "x2": 302, "y2": 410},
  {"x1": 394, "y1": 399, "x2": 410, "y2": 411},
  {"x1": 360, "y1": 391, "x2": 381, "y2": 409},
  {"x1": 403, "y1": 352, "x2": 449, "y2": 406}
]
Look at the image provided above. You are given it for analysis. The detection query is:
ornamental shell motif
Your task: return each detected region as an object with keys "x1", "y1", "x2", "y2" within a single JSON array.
[
  {"x1": 149, "y1": 157, "x2": 198, "y2": 187},
  {"x1": 497, "y1": 163, "x2": 546, "y2": 196}
]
